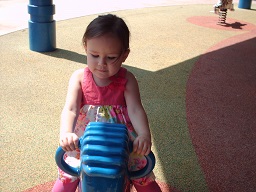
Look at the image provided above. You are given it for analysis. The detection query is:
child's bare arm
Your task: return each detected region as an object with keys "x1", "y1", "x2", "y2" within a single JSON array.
[
  {"x1": 124, "y1": 71, "x2": 152, "y2": 155},
  {"x1": 59, "y1": 69, "x2": 83, "y2": 151}
]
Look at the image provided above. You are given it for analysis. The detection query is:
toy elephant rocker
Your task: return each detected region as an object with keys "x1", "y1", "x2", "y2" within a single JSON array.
[{"x1": 55, "y1": 122, "x2": 156, "y2": 192}]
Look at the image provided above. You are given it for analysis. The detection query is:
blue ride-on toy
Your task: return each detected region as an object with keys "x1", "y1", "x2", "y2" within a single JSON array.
[{"x1": 55, "y1": 122, "x2": 155, "y2": 192}]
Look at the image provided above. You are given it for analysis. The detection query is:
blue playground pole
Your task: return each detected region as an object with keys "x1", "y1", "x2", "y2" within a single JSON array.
[
  {"x1": 28, "y1": 0, "x2": 56, "y2": 52},
  {"x1": 238, "y1": 0, "x2": 252, "y2": 9}
]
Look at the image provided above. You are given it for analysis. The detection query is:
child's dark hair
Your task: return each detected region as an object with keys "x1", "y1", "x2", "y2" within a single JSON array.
[{"x1": 82, "y1": 14, "x2": 130, "y2": 51}]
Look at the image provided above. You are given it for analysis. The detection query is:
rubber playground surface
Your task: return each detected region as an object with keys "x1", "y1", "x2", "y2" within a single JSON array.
[{"x1": 1, "y1": 1, "x2": 256, "y2": 192}]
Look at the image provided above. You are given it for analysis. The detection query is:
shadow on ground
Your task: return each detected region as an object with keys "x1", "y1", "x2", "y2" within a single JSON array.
[
  {"x1": 186, "y1": 35, "x2": 256, "y2": 192},
  {"x1": 42, "y1": 48, "x2": 87, "y2": 65}
]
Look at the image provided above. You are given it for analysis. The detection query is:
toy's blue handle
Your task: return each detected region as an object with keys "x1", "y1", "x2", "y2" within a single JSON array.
[
  {"x1": 129, "y1": 150, "x2": 155, "y2": 179},
  {"x1": 127, "y1": 141, "x2": 155, "y2": 180},
  {"x1": 55, "y1": 140, "x2": 155, "y2": 179},
  {"x1": 55, "y1": 145, "x2": 80, "y2": 177}
]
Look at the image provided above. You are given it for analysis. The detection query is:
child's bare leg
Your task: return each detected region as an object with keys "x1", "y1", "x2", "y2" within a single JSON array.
[
  {"x1": 52, "y1": 179, "x2": 79, "y2": 192},
  {"x1": 134, "y1": 181, "x2": 161, "y2": 192}
]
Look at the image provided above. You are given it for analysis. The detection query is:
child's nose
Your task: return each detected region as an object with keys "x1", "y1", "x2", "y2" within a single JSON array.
[{"x1": 98, "y1": 57, "x2": 107, "y2": 66}]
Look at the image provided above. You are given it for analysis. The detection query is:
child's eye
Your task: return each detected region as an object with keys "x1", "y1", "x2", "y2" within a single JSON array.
[
  {"x1": 107, "y1": 56, "x2": 117, "y2": 60},
  {"x1": 91, "y1": 54, "x2": 99, "y2": 58}
]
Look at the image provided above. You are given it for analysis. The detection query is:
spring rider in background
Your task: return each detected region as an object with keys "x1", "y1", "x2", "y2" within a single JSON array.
[
  {"x1": 213, "y1": 0, "x2": 235, "y2": 24},
  {"x1": 55, "y1": 122, "x2": 156, "y2": 192}
]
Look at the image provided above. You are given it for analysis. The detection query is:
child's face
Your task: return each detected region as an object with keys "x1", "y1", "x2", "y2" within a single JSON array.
[{"x1": 85, "y1": 34, "x2": 129, "y2": 80}]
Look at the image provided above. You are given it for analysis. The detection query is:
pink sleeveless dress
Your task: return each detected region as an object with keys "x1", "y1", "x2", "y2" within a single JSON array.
[{"x1": 58, "y1": 67, "x2": 155, "y2": 186}]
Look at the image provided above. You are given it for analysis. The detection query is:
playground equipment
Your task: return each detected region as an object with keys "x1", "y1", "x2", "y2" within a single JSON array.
[
  {"x1": 55, "y1": 122, "x2": 155, "y2": 192},
  {"x1": 28, "y1": 0, "x2": 56, "y2": 52},
  {"x1": 213, "y1": 0, "x2": 234, "y2": 24},
  {"x1": 238, "y1": 0, "x2": 252, "y2": 9}
]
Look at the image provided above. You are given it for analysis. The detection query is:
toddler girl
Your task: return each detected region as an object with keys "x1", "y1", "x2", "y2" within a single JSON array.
[{"x1": 52, "y1": 14, "x2": 161, "y2": 192}]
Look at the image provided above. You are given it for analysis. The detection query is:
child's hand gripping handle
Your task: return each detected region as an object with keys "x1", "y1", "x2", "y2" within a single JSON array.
[{"x1": 55, "y1": 140, "x2": 156, "y2": 179}]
